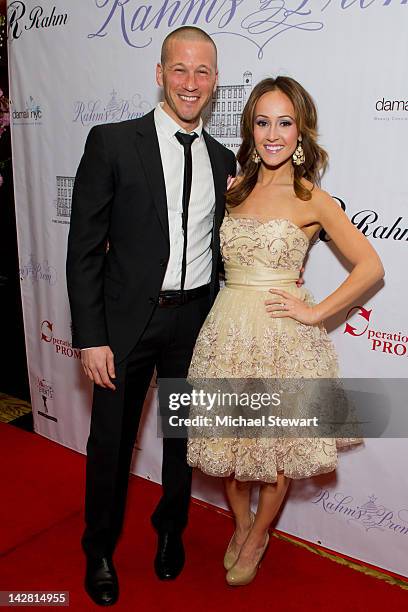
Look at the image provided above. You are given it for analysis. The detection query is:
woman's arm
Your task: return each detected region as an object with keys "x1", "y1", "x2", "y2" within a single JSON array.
[{"x1": 266, "y1": 190, "x2": 384, "y2": 324}]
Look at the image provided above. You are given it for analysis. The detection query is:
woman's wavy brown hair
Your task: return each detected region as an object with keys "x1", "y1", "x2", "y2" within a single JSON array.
[{"x1": 227, "y1": 76, "x2": 328, "y2": 207}]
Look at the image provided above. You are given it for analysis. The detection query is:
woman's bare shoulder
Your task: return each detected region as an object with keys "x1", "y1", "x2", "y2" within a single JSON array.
[{"x1": 307, "y1": 185, "x2": 337, "y2": 208}]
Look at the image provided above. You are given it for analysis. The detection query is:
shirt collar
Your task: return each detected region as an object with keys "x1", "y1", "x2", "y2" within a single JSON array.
[{"x1": 154, "y1": 102, "x2": 203, "y2": 141}]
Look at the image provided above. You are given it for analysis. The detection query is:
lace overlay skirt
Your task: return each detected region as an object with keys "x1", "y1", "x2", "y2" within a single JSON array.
[{"x1": 187, "y1": 284, "x2": 362, "y2": 483}]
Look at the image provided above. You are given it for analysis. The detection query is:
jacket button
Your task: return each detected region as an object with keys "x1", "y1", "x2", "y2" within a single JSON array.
[
  {"x1": 160, "y1": 259, "x2": 167, "y2": 267},
  {"x1": 149, "y1": 297, "x2": 156, "y2": 305}
]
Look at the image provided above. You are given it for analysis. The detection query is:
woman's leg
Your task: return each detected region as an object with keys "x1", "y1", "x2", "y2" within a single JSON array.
[
  {"x1": 233, "y1": 473, "x2": 290, "y2": 568},
  {"x1": 224, "y1": 476, "x2": 253, "y2": 550}
]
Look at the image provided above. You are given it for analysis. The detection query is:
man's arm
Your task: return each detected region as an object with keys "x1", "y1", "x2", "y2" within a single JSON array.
[
  {"x1": 66, "y1": 126, "x2": 114, "y2": 349},
  {"x1": 66, "y1": 126, "x2": 116, "y2": 390}
]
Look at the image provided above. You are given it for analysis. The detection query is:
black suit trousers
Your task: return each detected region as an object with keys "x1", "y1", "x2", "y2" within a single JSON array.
[{"x1": 82, "y1": 293, "x2": 211, "y2": 559}]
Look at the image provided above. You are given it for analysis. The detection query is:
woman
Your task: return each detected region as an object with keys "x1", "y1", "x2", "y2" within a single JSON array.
[{"x1": 186, "y1": 76, "x2": 384, "y2": 586}]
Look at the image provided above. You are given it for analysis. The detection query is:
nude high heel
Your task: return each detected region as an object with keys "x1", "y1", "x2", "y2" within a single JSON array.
[
  {"x1": 223, "y1": 511, "x2": 255, "y2": 571},
  {"x1": 225, "y1": 531, "x2": 270, "y2": 586}
]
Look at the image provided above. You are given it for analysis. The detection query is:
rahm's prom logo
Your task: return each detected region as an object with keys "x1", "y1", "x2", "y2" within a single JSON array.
[
  {"x1": 52, "y1": 176, "x2": 75, "y2": 225},
  {"x1": 20, "y1": 256, "x2": 57, "y2": 286},
  {"x1": 313, "y1": 489, "x2": 408, "y2": 537},
  {"x1": 8, "y1": 2, "x2": 68, "y2": 40},
  {"x1": 40, "y1": 320, "x2": 81, "y2": 360},
  {"x1": 12, "y1": 96, "x2": 43, "y2": 126},
  {"x1": 37, "y1": 377, "x2": 57, "y2": 423},
  {"x1": 375, "y1": 97, "x2": 408, "y2": 122},
  {"x1": 207, "y1": 71, "x2": 253, "y2": 149},
  {"x1": 344, "y1": 307, "x2": 408, "y2": 358},
  {"x1": 73, "y1": 89, "x2": 151, "y2": 127},
  {"x1": 319, "y1": 199, "x2": 408, "y2": 244},
  {"x1": 88, "y1": 0, "x2": 408, "y2": 59}
]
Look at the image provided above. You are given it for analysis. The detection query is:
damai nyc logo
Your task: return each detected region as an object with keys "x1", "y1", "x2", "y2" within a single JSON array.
[{"x1": 12, "y1": 96, "x2": 43, "y2": 125}]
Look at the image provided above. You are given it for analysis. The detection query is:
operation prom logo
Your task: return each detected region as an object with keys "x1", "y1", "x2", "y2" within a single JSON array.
[
  {"x1": 344, "y1": 307, "x2": 408, "y2": 358},
  {"x1": 40, "y1": 320, "x2": 81, "y2": 360}
]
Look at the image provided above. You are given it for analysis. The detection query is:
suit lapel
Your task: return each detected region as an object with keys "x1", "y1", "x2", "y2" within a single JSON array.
[
  {"x1": 203, "y1": 130, "x2": 226, "y2": 226},
  {"x1": 203, "y1": 130, "x2": 228, "y2": 296},
  {"x1": 134, "y1": 110, "x2": 169, "y2": 242}
]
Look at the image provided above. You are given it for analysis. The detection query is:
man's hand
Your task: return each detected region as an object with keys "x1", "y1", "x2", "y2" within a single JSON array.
[{"x1": 81, "y1": 346, "x2": 116, "y2": 390}]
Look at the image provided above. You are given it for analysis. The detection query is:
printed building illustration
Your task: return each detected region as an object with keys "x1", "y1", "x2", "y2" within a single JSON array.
[
  {"x1": 208, "y1": 71, "x2": 253, "y2": 138},
  {"x1": 56, "y1": 176, "x2": 74, "y2": 217}
]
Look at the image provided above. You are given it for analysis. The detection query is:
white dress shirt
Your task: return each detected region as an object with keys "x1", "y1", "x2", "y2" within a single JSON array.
[
  {"x1": 83, "y1": 104, "x2": 215, "y2": 349},
  {"x1": 154, "y1": 102, "x2": 215, "y2": 291}
]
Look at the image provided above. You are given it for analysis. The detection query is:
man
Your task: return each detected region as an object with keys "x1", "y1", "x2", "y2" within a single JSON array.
[{"x1": 66, "y1": 26, "x2": 236, "y2": 606}]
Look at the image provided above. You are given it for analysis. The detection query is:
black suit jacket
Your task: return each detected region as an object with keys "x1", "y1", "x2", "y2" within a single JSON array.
[{"x1": 66, "y1": 109, "x2": 236, "y2": 363}]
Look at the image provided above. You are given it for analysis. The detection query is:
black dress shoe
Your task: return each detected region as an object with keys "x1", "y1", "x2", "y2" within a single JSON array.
[
  {"x1": 85, "y1": 556, "x2": 119, "y2": 606},
  {"x1": 154, "y1": 531, "x2": 185, "y2": 580}
]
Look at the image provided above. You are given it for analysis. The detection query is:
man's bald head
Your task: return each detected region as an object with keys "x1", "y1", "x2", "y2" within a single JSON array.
[
  {"x1": 157, "y1": 26, "x2": 218, "y2": 131},
  {"x1": 161, "y1": 26, "x2": 217, "y2": 67}
]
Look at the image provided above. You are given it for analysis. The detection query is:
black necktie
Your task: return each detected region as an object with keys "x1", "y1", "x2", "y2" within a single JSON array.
[{"x1": 174, "y1": 131, "x2": 199, "y2": 292}]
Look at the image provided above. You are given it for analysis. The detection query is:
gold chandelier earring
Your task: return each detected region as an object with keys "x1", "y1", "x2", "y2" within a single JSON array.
[
  {"x1": 251, "y1": 148, "x2": 261, "y2": 164},
  {"x1": 292, "y1": 136, "x2": 305, "y2": 166}
]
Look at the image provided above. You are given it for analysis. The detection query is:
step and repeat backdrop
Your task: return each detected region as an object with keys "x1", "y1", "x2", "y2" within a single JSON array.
[{"x1": 8, "y1": 0, "x2": 407, "y2": 576}]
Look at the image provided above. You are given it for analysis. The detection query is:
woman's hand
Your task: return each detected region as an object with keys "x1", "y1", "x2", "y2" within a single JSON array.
[
  {"x1": 227, "y1": 175, "x2": 237, "y2": 190},
  {"x1": 265, "y1": 288, "x2": 320, "y2": 325},
  {"x1": 296, "y1": 266, "x2": 305, "y2": 288}
]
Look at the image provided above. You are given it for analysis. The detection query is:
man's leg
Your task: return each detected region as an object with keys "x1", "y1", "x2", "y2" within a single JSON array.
[
  {"x1": 82, "y1": 357, "x2": 154, "y2": 560},
  {"x1": 151, "y1": 294, "x2": 210, "y2": 577},
  {"x1": 83, "y1": 311, "x2": 170, "y2": 605},
  {"x1": 109, "y1": 357, "x2": 157, "y2": 551},
  {"x1": 83, "y1": 357, "x2": 154, "y2": 607}
]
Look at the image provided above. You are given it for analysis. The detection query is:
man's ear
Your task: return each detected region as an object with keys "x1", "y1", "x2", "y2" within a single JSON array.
[
  {"x1": 156, "y1": 63, "x2": 163, "y2": 87},
  {"x1": 213, "y1": 69, "x2": 219, "y2": 94}
]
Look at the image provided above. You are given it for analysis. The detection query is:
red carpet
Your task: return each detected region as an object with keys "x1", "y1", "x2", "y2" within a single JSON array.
[{"x1": 0, "y1": 422, "x2": 407, "y2": 611}]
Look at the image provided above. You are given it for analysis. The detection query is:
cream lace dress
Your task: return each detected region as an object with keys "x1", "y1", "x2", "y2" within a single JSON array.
[{"x1": 187, "y1": 214, "x2": 362, "y2": 483}]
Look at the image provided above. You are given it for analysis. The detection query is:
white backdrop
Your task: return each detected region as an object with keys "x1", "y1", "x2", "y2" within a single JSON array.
[{"x1": 8, "y1": 0, "x2": 408, "y2": 577}]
